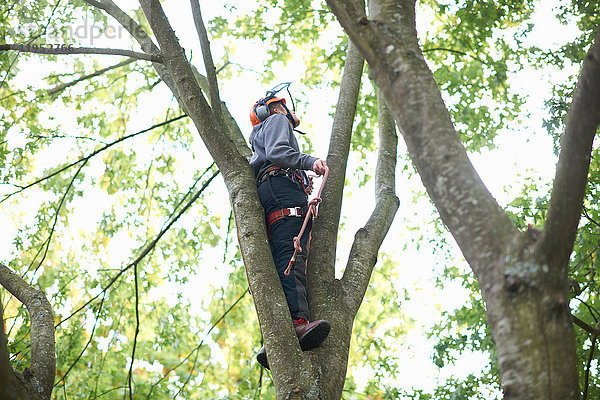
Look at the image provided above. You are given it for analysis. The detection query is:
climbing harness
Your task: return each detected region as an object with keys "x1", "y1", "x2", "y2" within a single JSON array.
[
  {"x1": 263, "y1": 168, "x2": 310, "y2": 240},
  {"x1": 283, "y1": 166, "x2": 329, "y2": 276}
]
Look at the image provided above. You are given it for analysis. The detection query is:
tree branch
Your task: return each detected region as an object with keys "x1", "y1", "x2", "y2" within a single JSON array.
[
  {"x1": 145, "y1": 289, "x2": 248, "y2": 398},
  {"x1": 583, "y1": 335, "x2": 597, "y2": 400},
  {"x1": 189, "y1": 0, "x2": 224, "y2": 124},
  {"x1": 0, "y1": 300, "x2": 17, "y2": 400},
  {"x1": 540, "y1": 28, "x2": 600, "y2": 270},
  {"x1": 309, "y1": 41, "x2": 364, "y2": 285},
  {"x1": 573, "y1": 314, "x2": 600, "y2": 337},
  {"x1": 2, "y1": 114, "x2": 188, "y2": 202},
  {"x1": 24, "y1": 159, "x2": 88, "y2": 282},
  {"x1": 422, "y1": 47, "x2": 487, "y2": 64},
  {"x1": 137, "y1": 1, "x2": 320, "y2": 395},
  {"x1": 82, "y1": 0, "x2": 250, "y2": 160},
  {"x1": 52, "y1": 293, "x2": 106, "y2": 388},
  {"x1": 81, "y1": 0, "x2": 159, "y2": 54},
  {"x1": 341, "y1": 90, "x2": 399, "y2": 314},
  {"x1": 47, "y1": 57, "x2": 136, "y2": 95},
  {"x1": 0, "y1": 44, "x2": 161, "y2": 63},
  {"x1": 56, "y1": 167, "x2": 219, "y2": 328},
  {"x1": 0, "y1": 263, "x2": 55, "y2": 399},
  {"x1": 127, "y1": 260, "x2": 140, "y2": 400},
  {"x1": 327, "y1": 0, "x2": 518, "y2": 274}
]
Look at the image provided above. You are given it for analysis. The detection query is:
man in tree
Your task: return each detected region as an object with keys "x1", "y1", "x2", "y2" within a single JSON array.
[{"x1": 249, "y1": 90, "x2": 330, "y2": 369}]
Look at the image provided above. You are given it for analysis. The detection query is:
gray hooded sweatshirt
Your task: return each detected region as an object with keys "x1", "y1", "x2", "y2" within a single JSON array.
[{"x1": 249, "y1": 113, "x2": 317, "y2": 182}]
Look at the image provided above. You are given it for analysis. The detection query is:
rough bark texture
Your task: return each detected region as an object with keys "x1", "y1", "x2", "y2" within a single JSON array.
[
  {"x1": 307, "y1": 38, "x2": 399, "y2": 398},
  {"x1": 1, "y1": 0, "x2": 402, "y2": 397},
  {"x1": 137, "y1": 0, "x2": 322, "y2": 397},
  {"x1": 0, "y1": 301, "x2": 17, "y2": 400},
  {"x1": 0, "y1": 263, "x2": 55, "y2": 400},
  {"x1": 307, "y1": 41, "x2": 366, "y2": 399},
  {"x1": 327, "y1": 0, "x2": 600, "y2": 398},
  {"x1": 135, "y1": 2, "x2": 400, "y2": 396}
]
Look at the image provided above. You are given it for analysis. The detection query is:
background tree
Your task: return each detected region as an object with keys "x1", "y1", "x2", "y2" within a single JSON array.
[
  {"x1": 326, "y1": 0, "x2": 600, "y2": 398},
  {"x1": 1, "y1": 0, "x2": 600, "y2": 399}
]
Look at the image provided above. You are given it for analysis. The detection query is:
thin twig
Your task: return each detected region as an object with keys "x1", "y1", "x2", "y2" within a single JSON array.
[
  {"x1": 92, "y1": 297, "x2": 129, "y2": 398},
  {"x1": 582, "y1": 206, "x2": 600, "y2": 229},
  {"x1": 47, "y1": 57, "x2": 136, "y2": 95},
  {"x1": 223, "y1": 210, "x2": 233, "y2": 263},
  {"x1": 28, "y1": 159, "x2": 89, "y2": 283},
  {"x1": 127, "y1": 259, "x2": 140, "y2": 400},
  {"x1": 583, "y1": 335, "x2": 597, "y2": 400},
  {"x1": 147, "y1": 289, "x2": 248, "y2": 399},
  {"x1": 573, "y1": 314, "x2": 600, "y2": 336},
  {"x1": 0, "y1": 44, "x2": 162, "y2": 63},
  {"x1": 27, "y1": 134, "x2": 108, "y2": 144},
  {"x1": 53, "y1": 292, "x2": 106, "y2": 387},
  {"x1": 422, "y1": 47, "x2": 487, "y2": 64},
  {"x1": 2, "y1": 114, "x2": 188, "y2": 202},
  {"x1": 569, "y1": 242, "x2": 600, "y2": 272},
  {"x1": 55, "y1": 169, "x2": 219, "y2": 328}
]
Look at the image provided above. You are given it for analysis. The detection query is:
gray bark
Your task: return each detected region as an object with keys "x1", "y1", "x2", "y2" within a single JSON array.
[
  {"x1": 0, "y1": 300, "x2": 17, "y2": 400},
  {"x1": 137, "y1": 0, "x2": 322, "y2": 397},
  {"x1": 0, "y1": 0, "x2": 402, "y2": 397},
  {"x1": 0, "y1": 263, "x2": 55, "y2": 400},
  {"x1": 327, "y1": 0, "x2": 600, "y2": 398}
]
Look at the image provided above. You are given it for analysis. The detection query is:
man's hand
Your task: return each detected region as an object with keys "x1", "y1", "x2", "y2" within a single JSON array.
[{"x1": 312, "y1": 159, "x2": 328, "y2": 175}]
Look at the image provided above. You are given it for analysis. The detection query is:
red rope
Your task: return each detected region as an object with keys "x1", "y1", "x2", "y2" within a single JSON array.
[{"x1": 284, "y1": 166, "x2": 329, "y2": 276}]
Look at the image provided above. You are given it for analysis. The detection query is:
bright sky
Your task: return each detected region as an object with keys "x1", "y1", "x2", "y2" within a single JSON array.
[{"x1": 0, "y1": 0, "x2": 584, "y2": 395}]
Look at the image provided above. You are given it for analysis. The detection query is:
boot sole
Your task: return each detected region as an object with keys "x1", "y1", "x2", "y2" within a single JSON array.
[
  {"x1": 256, "y1": 321, "x2": 331, "y2": 369},
  {"x1": 298, "y1": 321, "x2": 331, "y2": 351}
]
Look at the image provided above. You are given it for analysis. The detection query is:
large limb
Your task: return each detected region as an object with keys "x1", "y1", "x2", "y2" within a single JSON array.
[
  {"x1": 137, "y1": 0, "x2": 321, "y2": 396},
  {"x1": 326, "y1": 0, "x2": 517, "y2": 276},
  {"x1": 319, "y1": 90, "x2": 398, "y2": 399},
  {"x1": 305, "y1": 41, "x2": 366, "y2": 398},
  {"x1": 0, "y1": 263, "x2": 55, "y2": 400},
  {"x1": 540, "y1": 28, "x2": 600, "y2": 271},
  {"x1": 308, "y1": 41, "x2": 364, "y2": 290},
  {"x1": 327, "y1": 0, "x2": 591, "y2": 397},
  {"x1": 339, "y1": 89, "x2": 400, "y2": 317},
  {"x1": 0, "y1": 300, "x2": 17, "y2": 400}
]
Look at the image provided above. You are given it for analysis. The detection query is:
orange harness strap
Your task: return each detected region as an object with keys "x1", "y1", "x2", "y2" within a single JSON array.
[{"x1": 284, "y1": 166, "x2": 329, "y2": 276}]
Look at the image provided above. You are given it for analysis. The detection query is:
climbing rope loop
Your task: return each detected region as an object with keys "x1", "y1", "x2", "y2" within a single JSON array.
[{"x1": 284, "y1": 166, "x2": 329, "y2": 276}]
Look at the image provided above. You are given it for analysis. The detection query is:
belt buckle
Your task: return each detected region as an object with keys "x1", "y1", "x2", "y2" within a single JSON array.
[{"x1": 289, "y1": 206, "x2": 302, "y2": 217}]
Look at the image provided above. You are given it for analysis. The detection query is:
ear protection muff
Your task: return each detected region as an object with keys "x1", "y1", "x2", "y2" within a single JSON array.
[
  {"x1": 250, "y1": 96, "x2": 287, "y2": 126},
  {"x1": 254, "y1": 100, "x2": 270, "y2": 122}
]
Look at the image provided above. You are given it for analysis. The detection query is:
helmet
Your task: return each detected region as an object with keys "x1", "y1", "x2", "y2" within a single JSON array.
[{"x1": 250, "y1": 97, "x2": 286, "y2": 126}]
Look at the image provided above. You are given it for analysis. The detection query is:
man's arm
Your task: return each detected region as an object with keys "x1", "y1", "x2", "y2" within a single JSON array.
[{"x1": 264, "y1": 114, "x2": 318, "y2": 170}]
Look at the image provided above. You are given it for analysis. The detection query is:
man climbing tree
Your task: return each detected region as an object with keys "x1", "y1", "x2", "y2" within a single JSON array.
[{"x1": 248, "y1": 84, "x2": 330, "y2": 369}]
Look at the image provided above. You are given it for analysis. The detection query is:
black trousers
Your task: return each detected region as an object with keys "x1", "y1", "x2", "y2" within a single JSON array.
[{"x1": 257, "y1": 175, "x2": 311, "y2": 321}]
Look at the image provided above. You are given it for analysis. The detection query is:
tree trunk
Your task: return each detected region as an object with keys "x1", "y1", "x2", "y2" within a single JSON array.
[
  {"x1": 137, "y1": 0, "x2": 323, "y2": 396},
  {"x1": 0, "y1": 263, "x2": 55, "y2": 400},
  {"x1": 0, "y1": 300, "x2": 17, "y2": 400},
  {"x1": 326, "y1": 0, "x2": 600, "y2": 398}
]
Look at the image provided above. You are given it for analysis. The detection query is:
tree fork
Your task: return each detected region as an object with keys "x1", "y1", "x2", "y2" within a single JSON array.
[
  {"x1": 137, "y1": 0, "x2": 323, "y2": 396},
  {"x1": 326, "y1": 0, "x2": 600, "y2": 398}
]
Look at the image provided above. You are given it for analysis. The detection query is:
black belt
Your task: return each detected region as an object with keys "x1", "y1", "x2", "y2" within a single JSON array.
[{"x1": 258, "y1": 167, "x2": 306, "y2": 188}]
